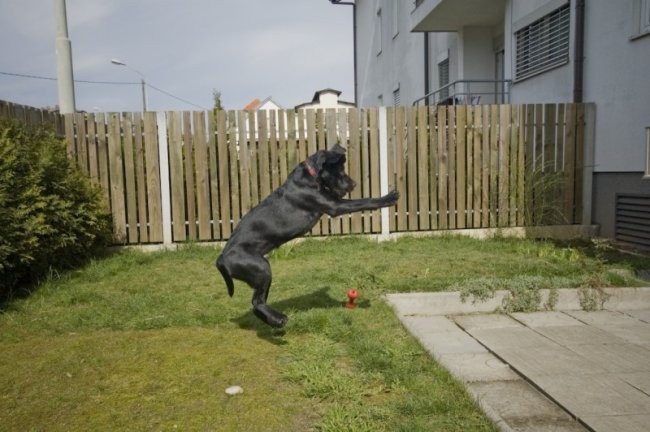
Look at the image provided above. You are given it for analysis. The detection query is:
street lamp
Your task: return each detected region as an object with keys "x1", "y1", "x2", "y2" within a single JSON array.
[{"x1": 111, "y1": 58, "x2": 148, "y2": 111}]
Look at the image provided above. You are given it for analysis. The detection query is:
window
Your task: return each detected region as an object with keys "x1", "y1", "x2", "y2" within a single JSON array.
[
  {"x1": 438, "y1": 58, "x2": 450, "y2": 100},
  {"x1": 515, "y1": 3, "x2": 570, "y2": 81},
  {"x1": 393, "y1": 88, "x2": 401, "y2": 107}
]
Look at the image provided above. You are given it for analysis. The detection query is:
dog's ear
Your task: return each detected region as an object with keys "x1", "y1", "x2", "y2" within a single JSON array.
[{"x1": 329, "y1": 143, "x2": 346, "y2": 154}]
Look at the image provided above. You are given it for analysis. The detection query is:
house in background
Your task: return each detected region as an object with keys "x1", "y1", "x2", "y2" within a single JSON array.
[
  {"x1": 336, "y1": 0, "x2": 650, "y2": 247},
  {"x1": 243, "y1": 96, "x2": 283, "y2": 112},
  {"x1": 294, "y1": 88, "x2": 356, "y2": 110}
]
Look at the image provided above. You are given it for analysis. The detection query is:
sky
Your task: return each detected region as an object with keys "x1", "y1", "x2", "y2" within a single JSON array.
[{"x1": 0, "y1": 0, "x2": 354, "y2": 113}]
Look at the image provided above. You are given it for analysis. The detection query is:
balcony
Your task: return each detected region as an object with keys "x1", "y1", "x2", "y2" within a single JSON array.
[
  {"x1": 412, "y1": 79, "x2": 512, "y2": 106},
  {"x1": 412, "y1": 0, "x2": 505, "y2": 32}
]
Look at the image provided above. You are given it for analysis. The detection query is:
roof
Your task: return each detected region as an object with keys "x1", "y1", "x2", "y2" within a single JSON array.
[
  {"x1": 243, "y1": 96, "x2": 283, "y2": 111},
  {"x1": 294, "y1": 88, "x2": 355, "y2": 109}
]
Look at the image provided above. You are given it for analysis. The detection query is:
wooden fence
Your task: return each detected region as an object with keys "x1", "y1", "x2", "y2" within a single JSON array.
[{"x1": 0, "y1": 100, "x2": 587, "y2": 245}]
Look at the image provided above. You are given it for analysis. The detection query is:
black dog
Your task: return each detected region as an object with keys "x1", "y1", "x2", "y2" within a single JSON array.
[{"x1": 216, "y1": 143, "x2": 399, "y2": 328}]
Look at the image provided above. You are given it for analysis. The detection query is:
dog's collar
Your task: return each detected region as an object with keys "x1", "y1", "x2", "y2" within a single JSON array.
[{"x1": 303, "y1": 160, "x2": 317, "y2": 178}]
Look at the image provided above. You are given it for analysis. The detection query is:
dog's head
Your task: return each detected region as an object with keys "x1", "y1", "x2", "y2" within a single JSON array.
[{"x1": 307, "y1": 143, "x2": 356, "y2": 198}]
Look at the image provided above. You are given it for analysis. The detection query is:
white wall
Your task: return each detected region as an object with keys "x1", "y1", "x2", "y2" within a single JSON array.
[
  {"x1": 355, "y1": 0, "x2": 425, "y2": 107},
  {"x1": 583, "y1": 0, "x2": 650, "y2": 172}
]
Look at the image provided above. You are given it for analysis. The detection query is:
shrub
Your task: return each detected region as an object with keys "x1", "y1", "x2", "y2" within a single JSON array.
[{"x1": 0, "y1": 118, "x2": 112, "y2": 300}]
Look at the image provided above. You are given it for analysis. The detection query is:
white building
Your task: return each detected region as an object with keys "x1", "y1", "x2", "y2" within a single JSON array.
[
  {"x1": 243, "y1": 96, "x2": 283, "y2": 112},
  {"x1": 294, "y1": 88, "x2": 356, "y2": 110},
  {"x1": 333, "y1": 0, "x2": 650, "y2": 247}
]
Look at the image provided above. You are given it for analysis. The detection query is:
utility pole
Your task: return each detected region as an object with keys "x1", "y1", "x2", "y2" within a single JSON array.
[{"x1": 54, "y1": 0, "x2": 76, "y2": 114}]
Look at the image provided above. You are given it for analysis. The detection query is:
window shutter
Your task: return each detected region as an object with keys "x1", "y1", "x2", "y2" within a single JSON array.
[{"x1": 515, "y1": 3, "x2": 570, "y2": 81}]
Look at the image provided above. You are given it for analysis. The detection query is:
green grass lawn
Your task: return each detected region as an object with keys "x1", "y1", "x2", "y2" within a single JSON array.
[{"x1": 1, "y1": 236, "x2": 649, "y2": 431}]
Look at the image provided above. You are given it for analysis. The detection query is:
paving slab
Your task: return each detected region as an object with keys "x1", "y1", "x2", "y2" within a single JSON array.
[
  {"x1": 579, "y1": 414, "x2": 650, "y2": 432},
  {"x1": 531, "y1": 374, "x2": 650, "y2": 417},
  {"x1": 437, "y1": 352, "x2": 520, "y2": 382},
  {"x1": 533, "y1": 324, "x2": 621, "y2": 346},
  {"x1": 621, "y1": 308, "x2": 650, "y2": 322},
  {"x1": 468, "y1": 381, "x2": 588, "y2": 432},
  {"x1": 510, "y1": 311, "x2": 584, "y2": 327},
  {"x1": 386, "y1": 288, "x2": 650, "y2": 432},
  {"x1": 565, "y1": 343, "x2": 650, "y2": 373}
]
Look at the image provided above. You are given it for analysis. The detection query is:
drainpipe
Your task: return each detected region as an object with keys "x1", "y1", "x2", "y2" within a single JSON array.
[
  {"x1": 330, "y1": 1, "x2": 358, "y2": 105},
  {"x1": 573, "y1": 0, "x2": 585, "y2": 103},
  {"x1": 424, "y1": 32, "x2": 430, "y2": 105}
]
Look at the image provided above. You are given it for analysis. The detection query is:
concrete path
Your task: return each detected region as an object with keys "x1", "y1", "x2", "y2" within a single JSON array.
[{"x1": 386, "y1": 288, "x2": 650, "y2": 432}]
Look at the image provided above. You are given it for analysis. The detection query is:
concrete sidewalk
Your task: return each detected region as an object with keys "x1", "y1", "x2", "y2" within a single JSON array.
[{"x1": 386, "y1": 288, "x2": 650, "y2": 432}]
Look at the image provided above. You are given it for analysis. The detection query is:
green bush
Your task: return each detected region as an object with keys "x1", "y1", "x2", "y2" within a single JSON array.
[{"x1": 0, "y1": 118, "x2": 111, "y2": 299}]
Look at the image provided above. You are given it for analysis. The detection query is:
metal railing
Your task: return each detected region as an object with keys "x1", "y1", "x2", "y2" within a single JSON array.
[{"x1": 413, "y1": 79, "x2": 512, "y2": 106}]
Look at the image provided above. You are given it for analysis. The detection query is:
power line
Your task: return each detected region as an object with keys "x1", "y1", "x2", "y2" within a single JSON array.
[
  {"x1": 1, "y1": 70, "x2": 138, "y2": 85},
  {"x1": 1, "y1": 70, "x2": 208, "y2": 109},
  {"x1": 146, "y1": 83, "x2": 207, "y2": 110}
]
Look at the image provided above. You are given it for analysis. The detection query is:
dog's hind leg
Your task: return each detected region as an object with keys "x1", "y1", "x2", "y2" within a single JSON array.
[
  {"x1": 250, "y1": 258, "x2": 288, "y2": 329},
  {"x1": 228, "y1": 253, "x2": 288, "y2": 328}
]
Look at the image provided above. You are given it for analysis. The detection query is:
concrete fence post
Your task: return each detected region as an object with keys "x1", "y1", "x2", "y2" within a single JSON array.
[{"x1": 156, "y1": 112, "x2": 173, "y2": 245}]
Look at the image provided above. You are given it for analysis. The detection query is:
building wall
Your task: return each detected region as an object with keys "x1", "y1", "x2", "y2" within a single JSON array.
[
  {"x1": 355, "y1": 0, "x2": 425, "y2": 107},
  {"x1": 352, "y1": 0, "x2": 650, "y2": 240},
  {"x1": 582, "y1": 0, "x2": 650, "y2": 172}
]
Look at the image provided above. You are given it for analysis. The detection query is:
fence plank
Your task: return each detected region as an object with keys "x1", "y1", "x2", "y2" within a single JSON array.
[
  {"x1": 499, "y1": 105, "x2": 510, "y2": 227},
  {"x1": 369, "y1": 109, "x2": 381, "y2": 232},
  {"x1": 107, "y1": 113, "x2": 127, "y2": 243},
  {"x1": 394, "y1": 107, "x2": 407, "y2": 231},
  {"x1": 306, "y1": 109, "x2": 321, "y2": 236},
  {"x1": 349, "y1": 108, "x2": 363, "y2": 234},
  {"x1": 208, "y1": 112, "x2": 221, "y2": 240},
  {"x1": 407, "y1": 106, "x2": 418, "y2": 230},
  {"x1": 218, "y1": 111, "x2": 233, "y2": 240},
  {"x1": 122, "y1": 113, "x2": 139, "y2": 243},
  {"x1": 225, "y1": 111, "x2": 240, "y2": 230},
  {"x1": 465, "y1": 106, "x2": 474, "y2": 227},
  {"x1": 516, "y1": 105, "x2": 526, "y2": 226},
  {"x1": 75, "y1": 112, "x2": 88, "y2": 174},
  {"x1": 508, "y1": 106, "x2": 519, "y2": 226},
  {"x1": 269, "y1": 110, "x2": 280, "y2": 191},
  {"x1": 277, "y1": 110, "x2": 288, "y2": 183},
  {"x1": 436, "y1": 107, "x2": 449, "y2": 229},
  {"x1": 417, "y1": 106, "x2": 430, "y2": 230},
  {"x1": 193, "y1": 111, "x2": 212, "y2": 240},
  {"x1": 472, "y1": 106, "x2": 482, "y2": 228},
  {"x1": 428, "y1": 106, "x2": 439, "y2": 229},
  {"x1": 167, "y1": 111, "x2": 186, "y2": 241},
  {"x1": 182, "y1": 112, "x2": 197, "y2": 240},
  {"x1": 386, "y1": 107, "x2": 397, "y2": 232},
  {"x1": 237, "y1": 110, "x2": 250, "y2": 220},
  {"x1": 339, "y1": 109, "x2": 351, "y2": 235},
  {"x1": 456, "y1": 105, "x2": 467, "y2": 229},
  {"x1": 95, "y1": 114, "x2": 110, "y2": 208},
  {"x1": 574, "y1": 104, "x2": 585, "y2": 224},
  {"x1": 258, "y1": 110, "x2": 271, "y2": 201},
  {"x1": 133, "y1": 112, "x2": 149, "y2": 243},
  {"x1": 143, "y1": 112, "x2": 163, "y2": 242},
  {"x1": 447, "y1": 106, "x2": 457, "y2": 229},
  {"x1": 562, "y1": 104, "x2": 576, "y2": 224},
  {"x1": 85, "y1": 113, "x2": 99, "y2": 185}
]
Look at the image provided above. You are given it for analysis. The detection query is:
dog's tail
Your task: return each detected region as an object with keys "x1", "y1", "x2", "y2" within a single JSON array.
[{"x1": 216, "y1": 255, "x2": 235, "y2": 297}]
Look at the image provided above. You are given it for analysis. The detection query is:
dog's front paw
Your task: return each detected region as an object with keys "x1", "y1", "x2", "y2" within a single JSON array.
[{"x1": 381, "y1": 189, "x2": 400, "y2": 206}]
